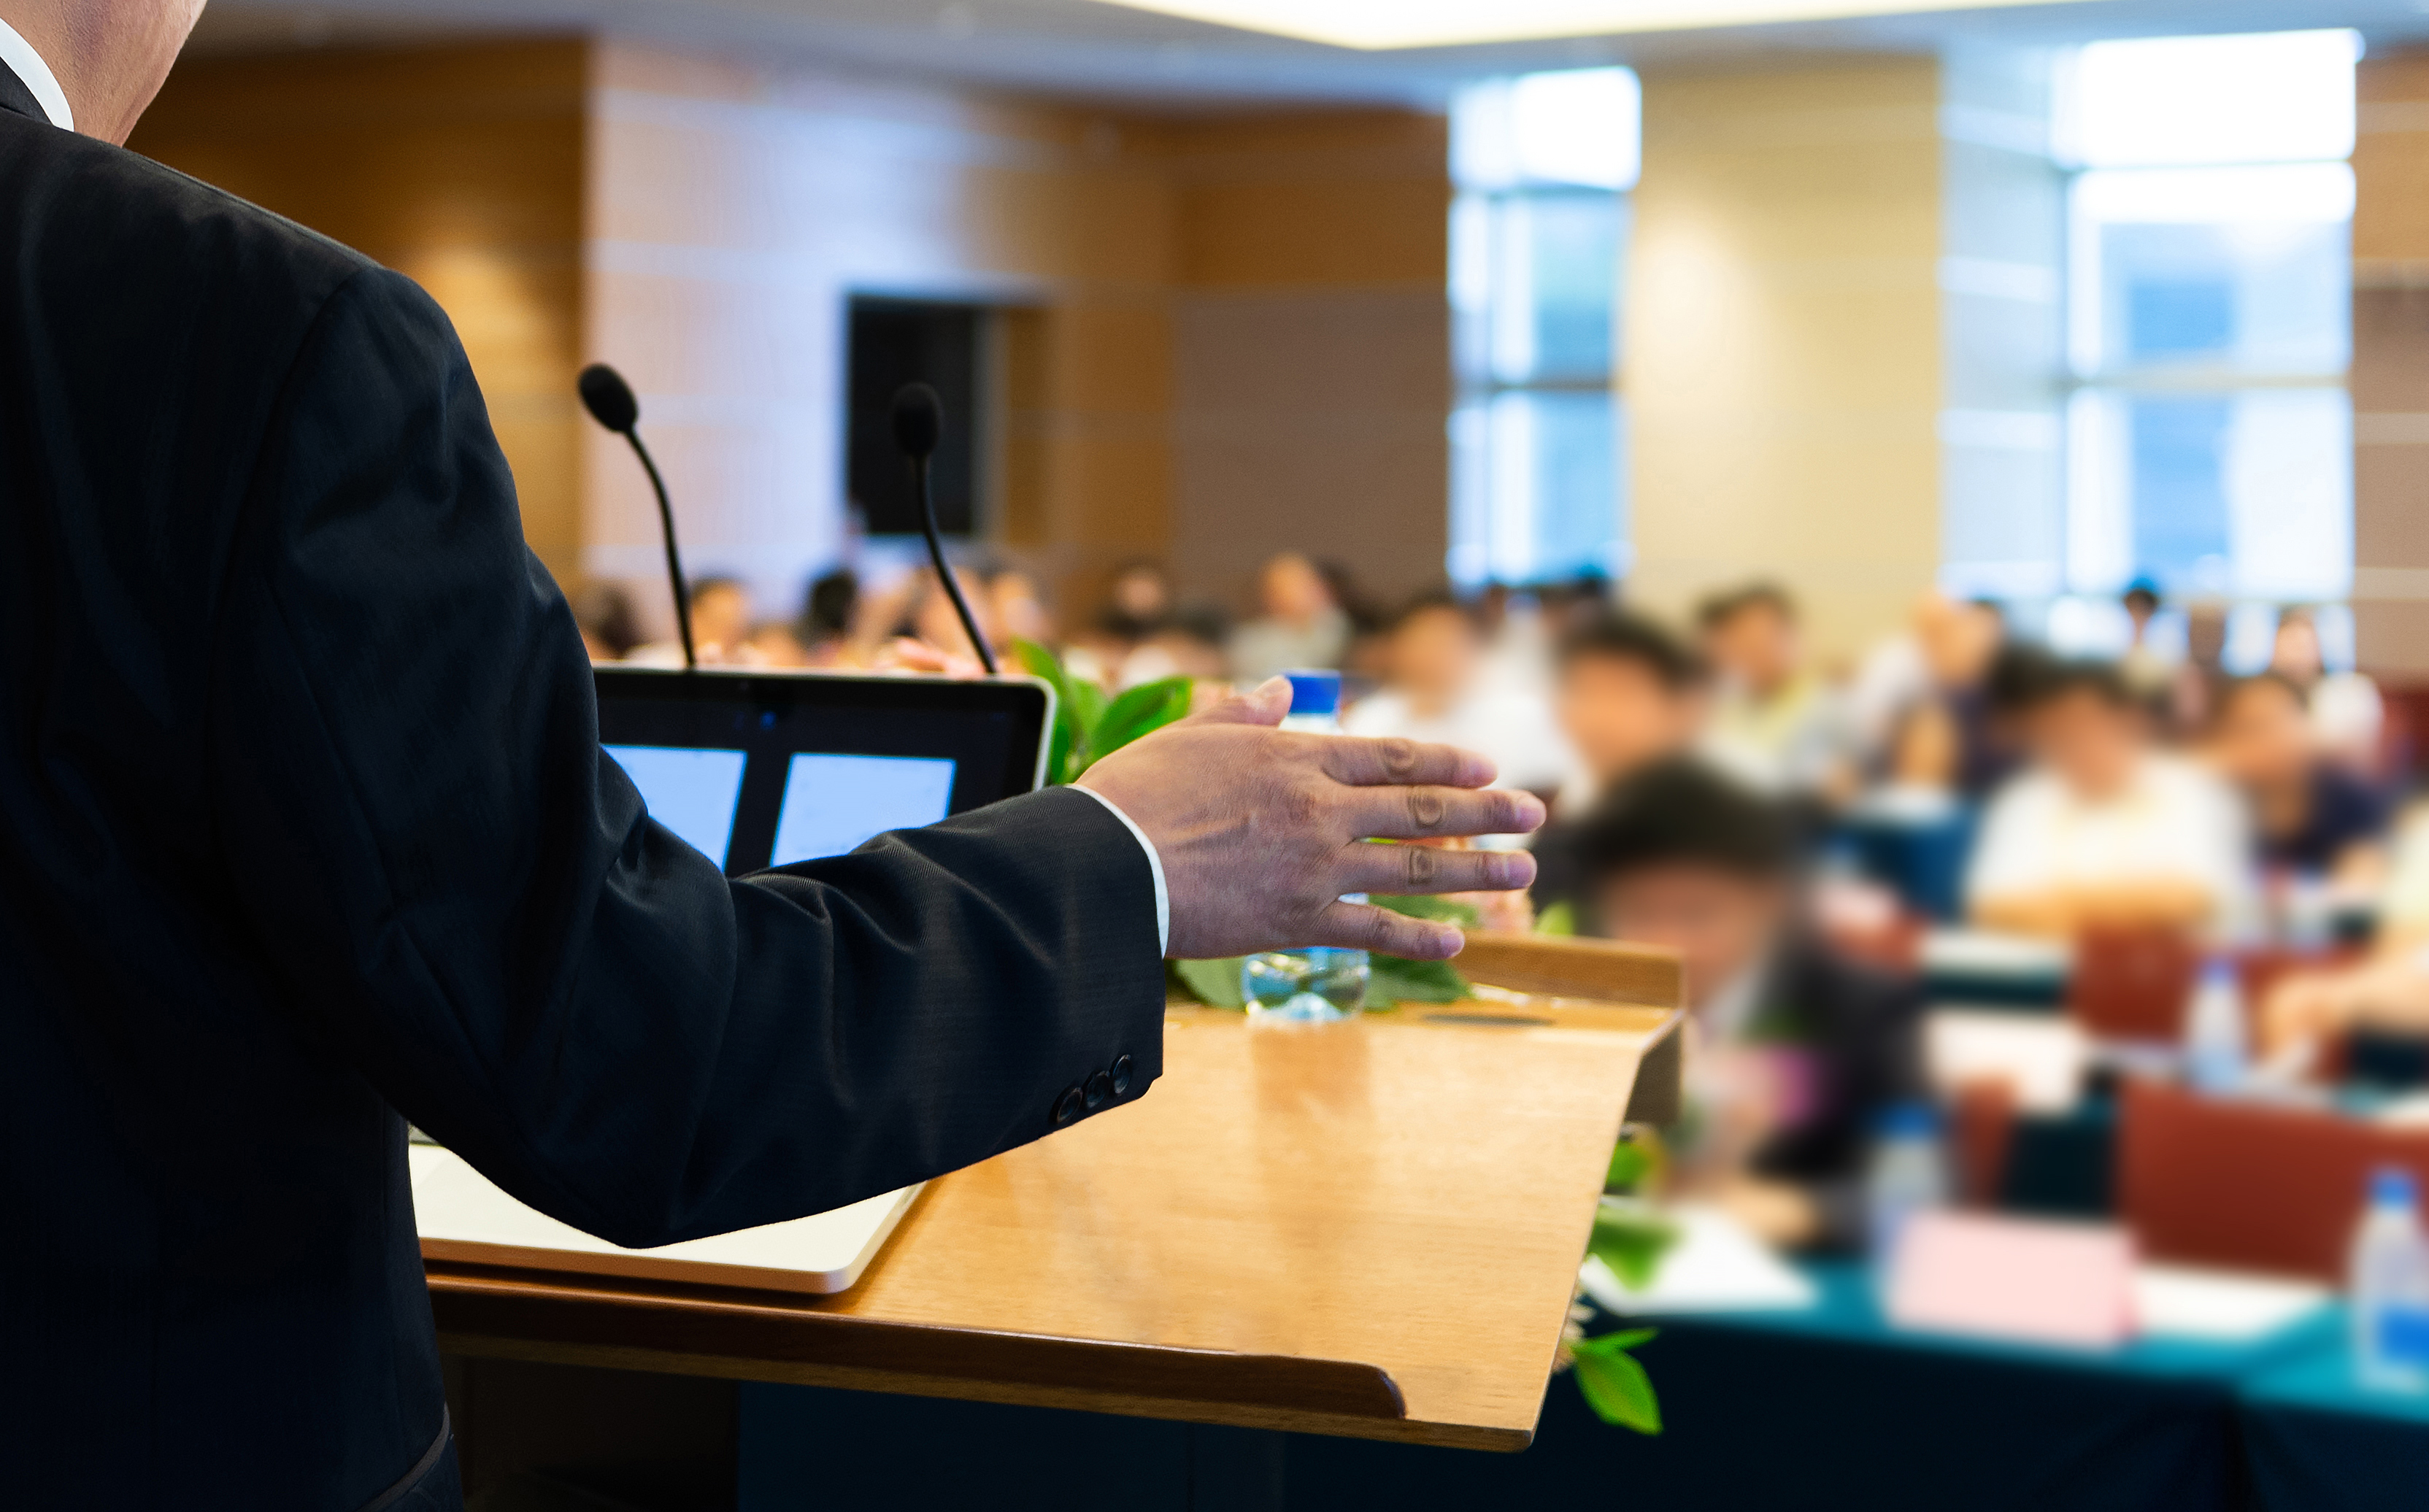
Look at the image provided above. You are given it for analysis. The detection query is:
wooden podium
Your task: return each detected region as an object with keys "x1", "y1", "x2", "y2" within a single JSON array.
[{"x1": 426, "y1": 934, "x2": 1681, "y2": 1453}]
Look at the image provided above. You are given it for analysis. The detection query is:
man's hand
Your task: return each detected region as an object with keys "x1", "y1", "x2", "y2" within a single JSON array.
[{"x1": 1076, "y1": 677, "x2": 1544, "y2": 961}]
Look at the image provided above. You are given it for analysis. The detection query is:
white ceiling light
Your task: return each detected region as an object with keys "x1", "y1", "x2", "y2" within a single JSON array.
[{"x1": 1087, "y1": 0, "x2": 2106, "y2": 52}]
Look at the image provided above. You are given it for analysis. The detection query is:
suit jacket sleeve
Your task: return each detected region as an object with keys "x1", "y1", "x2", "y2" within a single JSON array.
[{"x1": 205, "y1": 266, "x2": 1167, "y2": 1247}]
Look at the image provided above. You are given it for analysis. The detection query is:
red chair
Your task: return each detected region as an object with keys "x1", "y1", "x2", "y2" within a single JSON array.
[
  {"x1": 2068, "y1": 925, "x2": 2198, "y2": 1042},
  {"x1": 2117, "y1": 1079, "x2": 2429, "y2": 1281}
]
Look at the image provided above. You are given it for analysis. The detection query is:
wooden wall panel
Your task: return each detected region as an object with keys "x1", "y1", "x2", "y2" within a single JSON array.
[
  {"x1": 131, "y1": 41, "x2": 590, "y2": 585},
  {"x1": 2355, "y1": 50, "x2": 2429, "y2": 674}
]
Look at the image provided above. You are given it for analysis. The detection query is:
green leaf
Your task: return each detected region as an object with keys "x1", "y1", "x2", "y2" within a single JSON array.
[
  {"x1": 1572, "y1": 1343, "x2": 1662, "y2": 1435},
  {"x1": 1169, "y1": 956, "x2": 1247, "y2": 1009},
  {"x1": 1087, "y1": 678, "x2": 1193, "y2": 768},
  {"x1": 1365, "y1": 954, "x2": 1469, "y2": 1006},
  {"x1": 1011, "y1": 639, "x2": 1080, "y2": 786},
  {"x1": 1587, "y1": 1203, "x2": 1679, "y2": 1292},
  {"x1": 1534, "y1": 900, "x2": 1577, "y2": 937},
  {"x1": 1605, "y1": 1138, "x2": 1652, "y2": 1194},
  {"x1": 1371, "y1": 893, "x2": 1482, "y2": 928},
  {"x1": 1066, "y1": 677, "x2": 1109, "y2": 763}
]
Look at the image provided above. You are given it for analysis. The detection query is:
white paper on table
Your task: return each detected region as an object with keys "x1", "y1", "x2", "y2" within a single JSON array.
[
  {"x1": 1920, "y1": 929, "x2": 2074, "y2": 979},
  {"x1": 1925, "y1": 1008, "x2": 2089, "y2": 1114},
  {"x1": 2132, "y1": 1262, "x2": 2330, "y2": 1342},
  {"x1": 1580, "y1": 1202, "x2": 1819, "y2": 1316}
]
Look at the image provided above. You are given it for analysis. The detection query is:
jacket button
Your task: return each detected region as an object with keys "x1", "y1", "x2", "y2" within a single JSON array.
[
  {"x1": 1110, "y1": 1055, "x2": 1134, "y2": 1095},
  {"x1": 1084, "y1": 1071, "x2": 1112, "y2": 1111},
  {"x1": 1052, "y1": 1085, "x2": 1084, "y2": 1127}
]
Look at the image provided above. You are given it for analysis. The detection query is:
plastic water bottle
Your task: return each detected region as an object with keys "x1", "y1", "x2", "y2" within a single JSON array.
[
  {"x1": 1241, "y1": 671, "x2": 1369, "y2": 1022},
  {"x1": 1866, "y1": 1103, "x2": 1947, "y2": 1279},
  {"x1": 2351, "y1": 1167, "x2": 2429, "y2": 1392},
  {"x1": 2184, "y1": 956, "x2": 2248, "y2": 1095}
]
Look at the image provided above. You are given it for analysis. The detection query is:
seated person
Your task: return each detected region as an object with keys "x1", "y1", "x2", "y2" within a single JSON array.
[
  {"x1": 2209, "y1": 673, "x2": 2389, "y2": 895},
  {"x1": 2264, "y1": 806, "x2": 2429, "y2": 1059},
  {"x1": 1698, "y1": 581, "x2": 1847, "y2": 798},
  {"x1": 1966, "y1": 660, "x2": 2252, "y2": 938},
  {"x1": 2272, "y1": 606, "x2": 2385, "y2": 776},
  {"x1": 1531, "y1": 612, "x2": 1709, "y2": 911},
  {"x1": 1344, "y1": 592, "x2": 1572, "y2": 794},
  {"x1": 1578, "y1": 759, "x2": 1925, "y2": 1249},
  {"x1": 1228, "y1": 551, "x2": 1349, "y2": 682}
]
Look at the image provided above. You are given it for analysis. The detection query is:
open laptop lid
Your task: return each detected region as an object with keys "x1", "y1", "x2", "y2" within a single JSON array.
[{"x1": 592, "y1": 667, "x2": 1055, "y2": 876}]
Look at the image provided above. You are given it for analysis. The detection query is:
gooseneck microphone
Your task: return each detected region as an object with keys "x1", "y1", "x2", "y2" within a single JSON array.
[
  {"x1": 890, "y1": 382, "x2": 997, "y2": 676},
  {"x1": 578, "y1": 363, "x2": 696, "y2": 671}
]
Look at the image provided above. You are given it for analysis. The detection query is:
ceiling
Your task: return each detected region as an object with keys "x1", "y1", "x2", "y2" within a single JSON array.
[{"x1": 185, "y1": 0, "x2": 2429, "y2": 109}]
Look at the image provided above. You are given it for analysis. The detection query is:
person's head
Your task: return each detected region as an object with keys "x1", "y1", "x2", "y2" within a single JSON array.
[
  {"x1": 2028, "y1": 660, "x2": 2147, "y2": 801},
  {"x1": 1579, "y1": 759, "x2": 1796, "y2": 1011},
  {"x1": 0, "y1": 0, "x2": 207, "y2": 144},
  {"x1": 571, "y1": 581, "x2": 642, "y2": 661},
  {"x1": 2271, "y1": 609, "x2": 2324, "y2": 687},
  {"x1": 2185, "y1": 600, "x2": 2229, "y2": 668},
  {"x1": 2123, "y1": 579, "x2": 2161, "y2": 633},
  {"x1": 802, "y1": 569, "x2": 858, "y2": 642},
  {"x1": 1920, "y1": 596, "x2": 2005, "y2": 690},
  {"x1": 1555, "y1": 612, "x2": 1708, "y2": 789},
  {"x1": 1384, "y1": 593, "x2": 1481, "y2": 708},
  {"x1": 1106, "y1": 560, "x2": 1172, "y2": 634},
  {"x1": 2214, "y1": 673, "x2": 2317, "y2": 790},
  {"x1": 911, "y1": 566, "x2": 1001, "y2": 660},
  {"x1": 1256, "y1": 552, "x2": 1333, "y2": 626},
  {"x1": 688, "y1": 575, "x2": 753, "y2": 655},
  {"x1": 1698, "y1": 582, "x2": 1801, "y2": 696},
  {"x1": 990, "y1": 567, "x2": 1050, "y2": 646},
  {"x1": 1887, "y1": 698, "x2": 1960, "y2": 791}
]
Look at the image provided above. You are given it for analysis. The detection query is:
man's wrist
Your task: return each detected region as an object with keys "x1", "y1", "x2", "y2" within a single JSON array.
[{"x1": 1071, "y1": 785, "x2": 1169, "y2": 956}]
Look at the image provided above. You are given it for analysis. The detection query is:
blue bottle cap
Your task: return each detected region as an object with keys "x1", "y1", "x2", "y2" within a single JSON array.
[
  {"x1": 2373, "y1": 1166, "x2": 2419, "y2": 1209},
  {"x1": 1283, "y1": 670, "x2": 1341, "y2": 717}
]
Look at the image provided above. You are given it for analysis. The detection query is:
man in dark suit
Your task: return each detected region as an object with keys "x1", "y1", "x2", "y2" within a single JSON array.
[
  {"x1": 1567, "y1": 758, "x2": 1926, "y2": 1251},
  {"x1": 0, "y1": 8, "x2": 1542, "y2": 1508}
]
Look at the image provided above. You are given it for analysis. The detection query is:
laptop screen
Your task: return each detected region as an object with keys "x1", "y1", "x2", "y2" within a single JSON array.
[{"x1": 593, "y1": 668, "x2": 1052, "y2": 875}]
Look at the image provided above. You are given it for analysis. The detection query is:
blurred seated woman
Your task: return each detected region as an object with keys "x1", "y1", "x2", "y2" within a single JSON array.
[
  {"x1": 2264, "y1": 806, "x2": 2429, "y2": 1058},
  {"x1": 1579, "y1": 760, "x2": 1925, "y2": 1250},
  {"x1": 1966, "y1": 660, "x2": 2252, "y2": 939},
  {"x1": 2210, "y1": 673, "x2": 2390, "y2": 899},
  {"x1": 1343, "y1": 593, "x2": 1571, "y2": 795}
]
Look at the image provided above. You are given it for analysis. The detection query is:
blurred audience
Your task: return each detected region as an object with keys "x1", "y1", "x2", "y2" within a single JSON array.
[
  {"x1": 1230, "y1": 552, "x2": 1350, "y2": 682},
  {"x1": 1698, "y1": 582, "x2": 1847, "y2": 798},
  {"x1": 2210, "y1": 673, "x2": 2390, "y2": 898},
  {"x1": 1550, "y1": 611, "x2": 1709, "y2": 817},
  {"x1": 573, "y1": 581, "x2": 644, "y2": 664},
  {"x1": 1576, "y1": 758, "x2": 1925, "y2": 1250},
  {"x1": 2119, "y1": 578, "x2": 2179, "y2": 703},
  {"x1": 1966, "y1": 660, "x2": 2252, "y2": 938},
  {"x1": 2273, "y1": 606, "x2": 2385, "y2": 775},
  {"x1": 1342, "y1": 593, "x2": 1571, "y2": 793}
]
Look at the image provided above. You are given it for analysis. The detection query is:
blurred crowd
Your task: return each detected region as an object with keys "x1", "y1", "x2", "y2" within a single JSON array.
[{"x1": 578, "y1": 550, "x2": 2429, "y2": 1254}]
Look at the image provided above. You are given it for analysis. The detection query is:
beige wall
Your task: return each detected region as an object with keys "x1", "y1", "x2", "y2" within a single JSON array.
[
  {"x1": 1626, "y1": 57, "x2": 1947, "y2": 663},
  {"x1": 132, "y1": 42, "x2": 591, "y2": 587},
  {"x1": 2352, "y1": 50, "x2": 2429, "y2": 676}
]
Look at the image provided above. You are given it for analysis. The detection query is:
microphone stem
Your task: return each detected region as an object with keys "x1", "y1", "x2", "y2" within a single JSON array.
[
  {"x1": 626, "y1": 429, "x2": 695, "y2": 671},
  {"x1": 915, "y1": 454, "x2": 997, "y2": 676}
]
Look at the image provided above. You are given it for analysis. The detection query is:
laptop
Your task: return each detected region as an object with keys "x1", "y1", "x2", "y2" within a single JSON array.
[{"x1": 412, "y1": 666, "x2": 1057, "y2": 1294}]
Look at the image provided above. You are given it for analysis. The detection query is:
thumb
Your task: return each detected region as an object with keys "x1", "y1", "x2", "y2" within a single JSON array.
[{"x1": 1183, "y1": 675, "x2": 1292, "y2": 729}]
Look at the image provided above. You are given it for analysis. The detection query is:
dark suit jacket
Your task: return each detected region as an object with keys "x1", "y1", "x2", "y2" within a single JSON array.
[{"x1": 0, "y1": 68, "x2": 1166, "y2": 1511}]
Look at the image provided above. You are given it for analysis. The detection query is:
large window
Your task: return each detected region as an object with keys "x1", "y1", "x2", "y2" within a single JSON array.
[
  {"x1": 2057, "y1": 30, "x2": 2359, "y2": 616},
  {"x1": 1447, "y1": 68, "x2": 1639, "y2": 588}
]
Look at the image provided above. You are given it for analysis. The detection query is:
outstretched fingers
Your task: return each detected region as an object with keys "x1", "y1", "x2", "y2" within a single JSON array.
[
  {"x1": 1304, "y1": 898, "x2": 1467, "y2": 960},
  {"x1": 1336, "y1": 784, "x2": 1545, "y2": 843},
  {"x1": 1334, "y1": 841, "x2": 1536, "y2": 898},
  {"x1": 1317, "y1": 734, "x2": 1496, "y2": 792}
]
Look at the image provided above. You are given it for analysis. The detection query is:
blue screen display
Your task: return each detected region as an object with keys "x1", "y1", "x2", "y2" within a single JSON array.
[
  {"x1": 604, "y1": 745, "x2": 747, "y2": 866},
  {"x1": 603, "y1": 744, "x2": 958, "y2": 871}
]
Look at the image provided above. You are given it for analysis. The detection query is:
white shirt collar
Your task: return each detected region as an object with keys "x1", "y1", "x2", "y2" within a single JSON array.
[{"x1": 0, "y1": 17, "x2": 74, "y2": 132}]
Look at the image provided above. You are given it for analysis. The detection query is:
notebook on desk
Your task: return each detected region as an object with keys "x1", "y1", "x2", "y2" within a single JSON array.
[{"x1": 411, "y1": 1144, "x2": 921, "y2": 1295}]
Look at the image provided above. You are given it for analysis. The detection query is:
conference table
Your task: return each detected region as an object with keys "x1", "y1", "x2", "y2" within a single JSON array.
[{"x1": 425, "y1": 935, "x2": 1686, "y2": 1501}]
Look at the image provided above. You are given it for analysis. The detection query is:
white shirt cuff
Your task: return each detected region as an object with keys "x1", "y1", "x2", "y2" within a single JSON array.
[{"x1": 1074, "y1": 787, "x2": 1169, "y2": 957}]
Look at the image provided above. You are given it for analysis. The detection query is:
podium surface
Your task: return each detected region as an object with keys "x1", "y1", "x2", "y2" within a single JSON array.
[{"x1": 428, "y1": 976, "x2": 1679, "y2": 1452}]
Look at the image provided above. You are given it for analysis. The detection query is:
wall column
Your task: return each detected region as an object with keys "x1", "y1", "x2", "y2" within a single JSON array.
[{"x1": 2352, "y1": 50, "x2": 2429, "y2": 677}]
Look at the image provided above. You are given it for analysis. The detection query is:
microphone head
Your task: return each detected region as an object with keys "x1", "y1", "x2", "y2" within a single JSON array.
[
  {"x1": 577, "y1": 363, "x2": 639, "y2": 434},
  {"x1": 890, "y1": 382, "x2": 942, "y2": 461}
]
